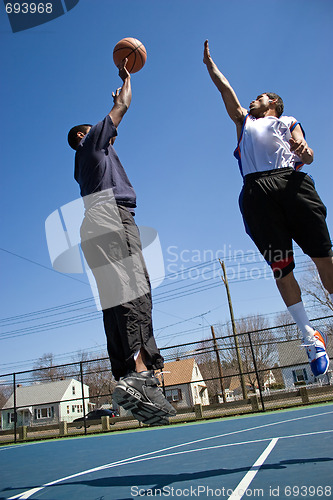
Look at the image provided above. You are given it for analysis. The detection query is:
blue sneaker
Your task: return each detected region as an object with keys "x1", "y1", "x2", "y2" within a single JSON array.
[{"x1": 306, "y1": 331, "x2": 329, "y2": 377}]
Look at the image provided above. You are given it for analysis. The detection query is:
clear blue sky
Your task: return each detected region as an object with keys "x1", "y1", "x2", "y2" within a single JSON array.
[{"x1": 1, "y1": 0, "x2": 332, "y2": 374}]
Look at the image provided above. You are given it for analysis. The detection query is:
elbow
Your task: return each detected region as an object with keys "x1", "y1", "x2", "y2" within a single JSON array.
[
  {"x1": 116, "y1": 101, "x2": 130, "y2": 117},
  {"x1": 120, "y1": 102, "x2": 129, "y2": 114},
  {"x1": 305, "y1": 148, "x2": 314, "y2": 165}
]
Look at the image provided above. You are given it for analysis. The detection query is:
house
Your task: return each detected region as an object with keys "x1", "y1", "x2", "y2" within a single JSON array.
[
  {"x1": 158, "y1": 358, "x2": 209, "y2": 409},
  {"x1": 221, "y1": 367, "x2": 283, "y2": 399},
  {"x1": 225, "y1": 374, "x2": 254, "y2": 398},
  {"x1": 277, "y1": 339, "x2": 333, "y2": 388},
  {"x1": 1, "y1": 378, "x2": 90, "y2": 430},
  {"x1": 217, "y1": 388, "x2": 235, "y2": 403}
]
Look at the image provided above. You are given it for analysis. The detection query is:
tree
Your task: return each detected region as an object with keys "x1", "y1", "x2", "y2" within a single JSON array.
[
  {"x1": 74, "y1": 351, "x2": 116, "y2": 407},
  {"x1": 301, "y1": 263, "x2": 333, "y2": 313},
  {"x1": 215, "y1": 315, "x2": 278, "y2": 393},
  {"x1": 274, "y1": 311, "x2": 300, "y2": 341},
  {"x1": 33, "y1": 353, "x2": 68, "y2": 382},
  {"x1": 0, "y1": 382, "x2": 12, "y2": 409}
]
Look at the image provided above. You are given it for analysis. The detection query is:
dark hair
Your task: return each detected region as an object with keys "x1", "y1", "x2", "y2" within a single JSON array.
[
  {"x1": 67, "y1": 124, "x2": 92, "y2": 150},
  {"x1": 265, "y1": 92, "x2": 284, "y2": 117}
]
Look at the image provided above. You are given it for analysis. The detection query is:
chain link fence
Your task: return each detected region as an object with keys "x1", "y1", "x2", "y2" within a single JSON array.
[{"x1": 1, "y1": 315, "x2": 332, "y2": 444}]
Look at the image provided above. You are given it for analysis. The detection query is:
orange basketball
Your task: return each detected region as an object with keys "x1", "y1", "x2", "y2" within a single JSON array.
[{"x1": 113, "y1": 37, "x2": 147, "y2": 74}]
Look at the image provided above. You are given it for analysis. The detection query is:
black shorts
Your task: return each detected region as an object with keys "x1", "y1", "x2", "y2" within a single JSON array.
[{"x1": 239, "y1": 168, "x2": 332, "y2": 278}]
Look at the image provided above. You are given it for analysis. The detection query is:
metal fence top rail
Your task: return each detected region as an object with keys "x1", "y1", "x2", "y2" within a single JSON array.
[{"x1": 0, "y1": 315, "x2": 332, "y2": 379}]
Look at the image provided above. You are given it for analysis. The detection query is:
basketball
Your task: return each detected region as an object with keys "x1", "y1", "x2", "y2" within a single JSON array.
[{"x1": 113, "y1": 38, "x2": 147, "y2": 74}]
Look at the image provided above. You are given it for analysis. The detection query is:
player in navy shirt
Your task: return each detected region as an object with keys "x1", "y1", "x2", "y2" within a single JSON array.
[
  {"x1": 74, "y1": 114, "x2": 136, "y2": 210},
  {"x1": 68, "y1": 60, "x2": 176, "y2": 425}
]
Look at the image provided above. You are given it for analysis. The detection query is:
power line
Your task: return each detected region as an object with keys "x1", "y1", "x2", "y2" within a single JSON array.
[
  {"x1": 0, "y1": 247, "x2": 314, "y2": 340},
  {"x1": 0, "y1": 247, "x2": 90, "y2": 286}
]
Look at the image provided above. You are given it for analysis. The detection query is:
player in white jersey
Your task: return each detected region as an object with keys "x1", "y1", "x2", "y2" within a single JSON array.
[{"x1": 203, "y1": 40, "x2": 333, "y2": 378}]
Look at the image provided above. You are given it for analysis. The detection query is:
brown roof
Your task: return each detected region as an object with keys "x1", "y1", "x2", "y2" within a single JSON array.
[{"x1": 157, "y1": 359, "x2": 196, "y2": 387}]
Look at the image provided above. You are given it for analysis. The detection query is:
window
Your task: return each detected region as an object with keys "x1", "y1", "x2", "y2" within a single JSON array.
[
  {"x1": 67, "y1": 405, "x2": 70, "y2": 414},
  {"x1": 8, "y1": 413, "x2": 15, "y2": 424},
  {"x1": 292, "y1": 368, "x2": 308, "y2": 383},
  {"x1": 166, "y1": 388, "x2": 182, "y2": 402},
  {"x1": 34, "y1": 407, "x2": 54, "y2": 419},
  {"x1": 72, "y1": 386, "x2": 76, "y2": 395}
]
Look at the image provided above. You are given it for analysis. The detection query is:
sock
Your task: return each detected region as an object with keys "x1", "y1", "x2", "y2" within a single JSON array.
[{"x1": 287, "y1": 302, "x2": 316, "y2": 344}]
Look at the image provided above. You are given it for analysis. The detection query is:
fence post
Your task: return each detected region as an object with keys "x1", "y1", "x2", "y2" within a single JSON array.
[
  {"x1": 101, "y1": 415, "x2": 110, "y2": 431},
  {"x1": 247, "y1": 332, "x2": 265, "y2": 412},
  {"x1": 211, "y1": 326, "x2": 226, "y2": 402},
  {"x1": 13, "y1": 373, "x2": 17, "y2": 443},
  {"x1": 299, "y1": 386, "x2": 309, "y2": 404},
  {"x1": 59, "y1": 421, "x2": 68, "y2": 436},
  {"x1": 161, "y1": 372, "x2": 166, "y2": 396},
  {"x1": 18, "y1": 426, "x2": 27, "y2": 441},
  {"x1": 249, "y1": 395, "x2": 259, "y2": 411},
  {"x1": 80, "y1": 362, "x2": 87, "y2": 435},
  {"x1": 194, "y1": 404, "x2": 203, "y2": 420}
]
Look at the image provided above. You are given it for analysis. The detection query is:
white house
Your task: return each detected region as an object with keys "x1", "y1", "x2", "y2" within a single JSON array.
[
  {"x1": 158, "y1": 358, "x2": 209, "y2": 409},
  {"x1": 1, "y1": 378, "x2": 90, "y2": 430},
  {"x1": 277, "y1": 339, "x2": 333, "y2": 388}
]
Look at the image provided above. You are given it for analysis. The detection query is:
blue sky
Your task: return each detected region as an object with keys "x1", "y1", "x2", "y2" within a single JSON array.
[{"x1": 1, "y1": 0, "x2": 332, "y2": 374}]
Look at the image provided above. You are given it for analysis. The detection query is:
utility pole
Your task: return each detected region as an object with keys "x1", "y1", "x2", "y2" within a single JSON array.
[
  {"x1": 210, "y1": 325, "x2": 226, "y2": 403},
  {"x1": 219, "y1": 259, "x2": 248, "y2": 400}
]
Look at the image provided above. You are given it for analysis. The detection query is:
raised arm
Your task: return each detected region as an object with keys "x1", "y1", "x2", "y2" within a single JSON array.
[
  {"x1": 109, "y1": 58, "x2": 132, "y2": 128},
  {"x1": 203, "y1": 40, "x2": 247, "y2": 137}
]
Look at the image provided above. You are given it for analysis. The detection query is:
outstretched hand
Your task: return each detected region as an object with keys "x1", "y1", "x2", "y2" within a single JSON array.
[
  {"x1": 117, "y1": 58, "x2": 130, "y2": 82},
  {"x1": 203, "y1": 39, "x2": 211, "y2": 65}
]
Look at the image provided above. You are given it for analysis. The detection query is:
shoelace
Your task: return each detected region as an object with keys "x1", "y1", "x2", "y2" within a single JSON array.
[{"x1": 300, "y1": 342, "x2": 316, "y2": 348}]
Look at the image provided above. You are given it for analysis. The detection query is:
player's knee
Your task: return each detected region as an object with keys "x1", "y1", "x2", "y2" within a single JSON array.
[{"x1": 271, "y1": 256, "x2": 295, "y2": 280}]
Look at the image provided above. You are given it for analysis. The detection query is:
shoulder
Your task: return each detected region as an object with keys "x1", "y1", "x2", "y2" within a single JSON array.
[
  {"x1": 90, "y1": 115, "x2": 117, "y2": 136},
  {"x1": 82, "y1": 116, "x2": 118, "y2": 150},
  {"x1": 279, "y1": 115, "x2": 298, "y2": 130}
]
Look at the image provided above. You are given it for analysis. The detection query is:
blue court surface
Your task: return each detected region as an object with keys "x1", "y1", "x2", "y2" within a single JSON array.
[{"x1": 1, "y1": 403, "x2": 332, "y2": 500}]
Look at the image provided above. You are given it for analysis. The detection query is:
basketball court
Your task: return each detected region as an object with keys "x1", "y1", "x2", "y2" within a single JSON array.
[{"x1": 1, "y1": 403, "x2": 332, "y2": 499}]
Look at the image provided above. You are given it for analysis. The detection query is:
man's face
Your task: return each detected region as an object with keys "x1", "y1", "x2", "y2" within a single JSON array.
[{"x1": 249, "y1": 94, "x2": 271, "y2": 118}]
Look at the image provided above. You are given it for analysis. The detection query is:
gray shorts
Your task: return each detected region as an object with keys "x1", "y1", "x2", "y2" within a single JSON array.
[{"x1": 81, "y1": 203, "x2": 164, "y2": 379}]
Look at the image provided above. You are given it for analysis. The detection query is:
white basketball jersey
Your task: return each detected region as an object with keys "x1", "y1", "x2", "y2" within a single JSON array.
[{"x1": 234, "y1": 114, "x2": 304, "y2": 177}]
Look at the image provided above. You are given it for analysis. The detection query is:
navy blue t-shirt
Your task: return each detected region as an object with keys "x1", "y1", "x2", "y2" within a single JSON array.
[{"x1": 74, "y1": 115, "x2": 136, "y2": 209}]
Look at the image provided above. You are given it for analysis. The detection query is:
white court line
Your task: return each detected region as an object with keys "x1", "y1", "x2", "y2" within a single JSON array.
[
  {"x1": 227, "y1": 438, "x2": 279, "y2": 500},
  {"x1": 7, "y1": 410, "x2": 333, "y2": 500}
]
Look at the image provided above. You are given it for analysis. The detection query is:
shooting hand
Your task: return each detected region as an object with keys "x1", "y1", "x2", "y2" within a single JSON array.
[{"x1": 118, "y1": 58, "x2": 130, "y2": 82}]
